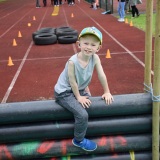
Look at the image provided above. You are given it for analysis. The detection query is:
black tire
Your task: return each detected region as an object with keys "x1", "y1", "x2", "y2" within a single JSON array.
[
  {"x1": 56, "y1": 29, "x2": 78, "y2": 37},
  {"x1": 34, "y1": 34, "x2": 57, "y2": 45},
  {"x1": 56, "y1": 26, "x2": 74, "y2": 34},
  {"x1": 56, "y1": 26, "x2": 73, "y2": 31},
  {"x1": 58, "y1": 35, "x2": 78, "y2": 44},
  {"x1": 32, "y1": 29, "x2": 56, "y2": 41},
  {"x1": 39, "y1": 27, "x2": 55, "y2": 32}
]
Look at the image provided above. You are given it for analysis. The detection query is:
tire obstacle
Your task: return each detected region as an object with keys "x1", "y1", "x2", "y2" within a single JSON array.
[
  {"x1": 32, "y1": 26, "x2": 78, "y2": 45},
  {"x1": 0, "y1": 93, "x2": 153, "y2": 159}
]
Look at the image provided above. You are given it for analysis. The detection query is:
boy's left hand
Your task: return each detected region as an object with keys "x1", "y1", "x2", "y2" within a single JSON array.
[{"x1": 102, "y1": 93, "x2": 114, "y2": 105}]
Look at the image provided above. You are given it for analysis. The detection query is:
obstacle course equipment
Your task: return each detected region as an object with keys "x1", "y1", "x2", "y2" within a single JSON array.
[
  {"x1": 0, "y1": 93, "x2": 153, "y2": 159},
  {"x1": 32, "y1": 26, "x2": 78, "y2": 45}
]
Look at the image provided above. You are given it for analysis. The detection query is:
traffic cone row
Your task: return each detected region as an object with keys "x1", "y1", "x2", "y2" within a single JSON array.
[
  {"x1": 8, "y1": 16, "x2": 36, "y2": 66},
  {"x1": 27, "y1": 15, "x2": 36, "y2": 27},
  {"x1": 125, "y1": 18, "x2": 133, "y2": 27}
]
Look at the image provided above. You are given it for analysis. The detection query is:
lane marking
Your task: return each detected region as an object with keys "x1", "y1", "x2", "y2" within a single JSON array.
[
  {"x1": 52, "y1": 6, "x2": 59, "y2": 16},
  {"x1": 0, "y1": 9, "x2": 33, "y2": 39},
  {"x1": 1, "y1": 9, "x2": 49, "y2": 103},
  {"x1": 1, "y1": 4, "x2": 153, "y2": 102},
  {"x1": 0, "y1": 50, "x2": 148, "y2": 63},
  {"x1": 62, "y1": 6, "x2": 78, "y2": 54},
  {"x1": 0, "y1": 5, "x2": 25, "y2": 20},
  {"x1": 76, "y1": 5, "x2": 154, "y2": 75}
]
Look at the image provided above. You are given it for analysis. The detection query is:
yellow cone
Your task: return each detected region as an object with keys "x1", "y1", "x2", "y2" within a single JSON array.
[
  {"x1": 13, "y1": 39, "x2": 17, "y2": 46},
  {"x1": 28, "y1": 23, "x2": 31, "y2": 27},
  {"x1": 18, "y1": 31, "x2": 22, "y2": 38},
  {"x1": 33, "y1": 16, "x2": 36, "y2": 20},
  {"x1": 125, "y1": 18, "x2": 128, "y2": 24},
  {"x1": 130, "y1": 20, "x2": 133, "y2": 27},
  {"x1": 71, "y1": 13, "x2": 74, "y2": 18},
  {"x1": 106, "y1": 49, "x2": 111, "y2": 58},
  {"x1": 8, "y1": 56, "x2": 14, "y2": 66}
]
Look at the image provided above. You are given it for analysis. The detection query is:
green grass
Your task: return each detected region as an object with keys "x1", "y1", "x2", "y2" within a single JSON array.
[
  {"x1": 0, "y1": 0, "x2": 7, "y2": 2},
  {"x1": 125, "y1": 13, "x2": 156, "y2": 36}
]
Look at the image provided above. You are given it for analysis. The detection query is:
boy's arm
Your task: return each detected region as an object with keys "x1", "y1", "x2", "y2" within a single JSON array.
[
  {"x1": 85, "y1": 86, "x2": 91, "y2": 96},
  {"x1": 94, "y1": 55, "x2": 110, "y2": 93},
  {"x1": 94, "y1": 55, "x2": 114, "y2": 104},
  {"x1": 68, "y1": 61, "x2": 81, "y2": 99},
  {"x1": 68, "y1": 61, "x2": 91, "y2": 108}
]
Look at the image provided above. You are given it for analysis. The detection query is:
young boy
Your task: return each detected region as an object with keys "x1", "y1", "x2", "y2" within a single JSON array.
[{"x1": 54, "y1": 26, "x2": 113, "y2": 151}]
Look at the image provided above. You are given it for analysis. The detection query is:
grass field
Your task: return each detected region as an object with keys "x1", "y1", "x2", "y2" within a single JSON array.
[
  {"x1": 0, "y1": 0, "x2": 7, "y2": 2},
  {"x1": 125, "y1": 13, "x2": 156, "y2": 35}
]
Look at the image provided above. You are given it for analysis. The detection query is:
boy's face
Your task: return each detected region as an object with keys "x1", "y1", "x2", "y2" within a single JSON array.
[{"x1": 79, "y1": 34, "x2": 101, "y2": 56}]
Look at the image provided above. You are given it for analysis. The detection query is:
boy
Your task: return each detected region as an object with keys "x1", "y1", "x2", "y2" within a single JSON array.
[{"x1": 54, "y1": 27, "x2": 113, "y2": 151}]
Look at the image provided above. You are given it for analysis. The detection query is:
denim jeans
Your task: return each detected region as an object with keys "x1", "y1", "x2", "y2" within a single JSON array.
[
  {"x1": 117, "y1": 2, "x2": 126, "y2": 19},
  {"x1": 54, "y1": 90, "x2": 90, "y2": 141}
]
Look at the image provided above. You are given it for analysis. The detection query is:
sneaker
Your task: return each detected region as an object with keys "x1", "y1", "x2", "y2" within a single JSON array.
[
  {"x1": 118, "y1": 18, "x2": 124, "y2": 22},
  {"x1": 72, "y1": 138, "x2": 97, "y2": 151},
  {"x1": 36, "y1": 6, "x2": 41, "y2": 8}
]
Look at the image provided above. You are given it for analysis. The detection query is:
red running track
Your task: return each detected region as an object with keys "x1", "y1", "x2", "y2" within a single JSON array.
[{"x1": 0, "y1": 0, "x2": 155, "y2": 102}]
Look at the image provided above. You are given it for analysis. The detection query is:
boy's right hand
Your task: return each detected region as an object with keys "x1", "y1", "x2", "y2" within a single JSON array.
[{"x1": 77, "y1": 96, "x2": 91, "y2": 108}]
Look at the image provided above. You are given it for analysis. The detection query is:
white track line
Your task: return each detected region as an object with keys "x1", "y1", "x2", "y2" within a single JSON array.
[
  {"x1": 1, "y1": 5, "x2": 153, "y2": 103},
  {"x1": 0, "y1": 50, "x2": 148, "y2": 63},
  {"x1": 1, "y1": 9, "x2": 49, "y2": 103},
  {"x1": 0, "y1": 9, "x2": 33, "y2": 39},
  {"x1": 0, "y1": 5, "x2": 26, "y2": 20},
  {"x1": 62, "y1": 6, "x2": 78, "y2": 53},
  {"x1": 77, "y1": 5, "x2": 154, "y2": 75}
]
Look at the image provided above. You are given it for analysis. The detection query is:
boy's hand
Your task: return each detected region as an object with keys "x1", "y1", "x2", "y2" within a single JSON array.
[
  {"x1": 102, "y1": 93, "x2": 114, "y2": 105},
  {"x1": 77, "y1": 96, "x2": 91, "y2": 108}
]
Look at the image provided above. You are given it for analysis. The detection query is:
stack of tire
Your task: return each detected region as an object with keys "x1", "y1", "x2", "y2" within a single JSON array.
[{"x1": 32, "y1": 26, "x2": 78, "y2": 45}]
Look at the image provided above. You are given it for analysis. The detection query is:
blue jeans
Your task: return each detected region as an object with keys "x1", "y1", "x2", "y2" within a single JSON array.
[
  {"x1": 117, "y1": 2, "x2": 125, "y2": 19},
  {"x1": 54, "y1": 90, "x2": 90, "y2": 141}
]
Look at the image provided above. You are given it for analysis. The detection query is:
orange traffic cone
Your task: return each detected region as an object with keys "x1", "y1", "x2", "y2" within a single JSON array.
[
  {"x1": 33, "y1": 16, "x2": 36, "y2": 20},
  {"x1": 130, "y1": 20, "x2": 133, "y2": 27},
  {"x1": 18, "y1": 31, "x2": 22, "y2": 38},
  {"x1": 28, "y1": 23, "x2": 31, "y2": 27},
  {"x1": 71, "y1": 13, "x2": 74, "y2": 18},
  {"x1": 13, "y1": 39, "x2": 17, "y2": 46},
  {"x1": 106, "y1": 49, "x2": 111, "y2": 58},
  {"x1": 8, "y1": 56, "x2": 14, "y2": 66},
  {"x1": 125, "y1": 18, "x2": 128, "y2": 24}
]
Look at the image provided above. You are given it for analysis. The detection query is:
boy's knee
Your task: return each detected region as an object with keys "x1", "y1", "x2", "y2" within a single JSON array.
[{"x1": 79, "y1": 110, "x2": 88, "y2": 122}]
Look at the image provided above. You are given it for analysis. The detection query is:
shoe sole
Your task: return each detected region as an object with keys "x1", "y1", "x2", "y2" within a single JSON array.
[{"x1": 72, "y1": 139, "x2": 97, "y2": 152}]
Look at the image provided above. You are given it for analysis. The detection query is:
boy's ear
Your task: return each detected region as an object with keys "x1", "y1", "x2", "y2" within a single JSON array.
[{"x1": 76, "y1": 41, "x2": 81, "y2": 48}]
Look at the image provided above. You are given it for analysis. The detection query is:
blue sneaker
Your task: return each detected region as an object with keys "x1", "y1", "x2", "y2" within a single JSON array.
[{"x1": 72, "y1": 138, "x2": 97, "y2": 151}]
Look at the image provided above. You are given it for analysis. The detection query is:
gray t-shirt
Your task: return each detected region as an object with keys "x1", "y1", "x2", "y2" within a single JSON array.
[{"x1": 54, "y1": 53, "x2": 95, "y2": 94}]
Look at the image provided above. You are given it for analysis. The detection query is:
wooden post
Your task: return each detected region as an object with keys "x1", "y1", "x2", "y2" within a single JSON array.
[
  {"x1": 152, "y1": 0, "x2": 160, "y2": 159},
  {"x1": 144, "y1": 0, "x2": 153, "y2": 92}
]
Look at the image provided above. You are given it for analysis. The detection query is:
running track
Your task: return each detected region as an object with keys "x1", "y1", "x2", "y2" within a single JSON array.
[{"x1": 0, "y1": 0, "x2": 154, "y2": 103}]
